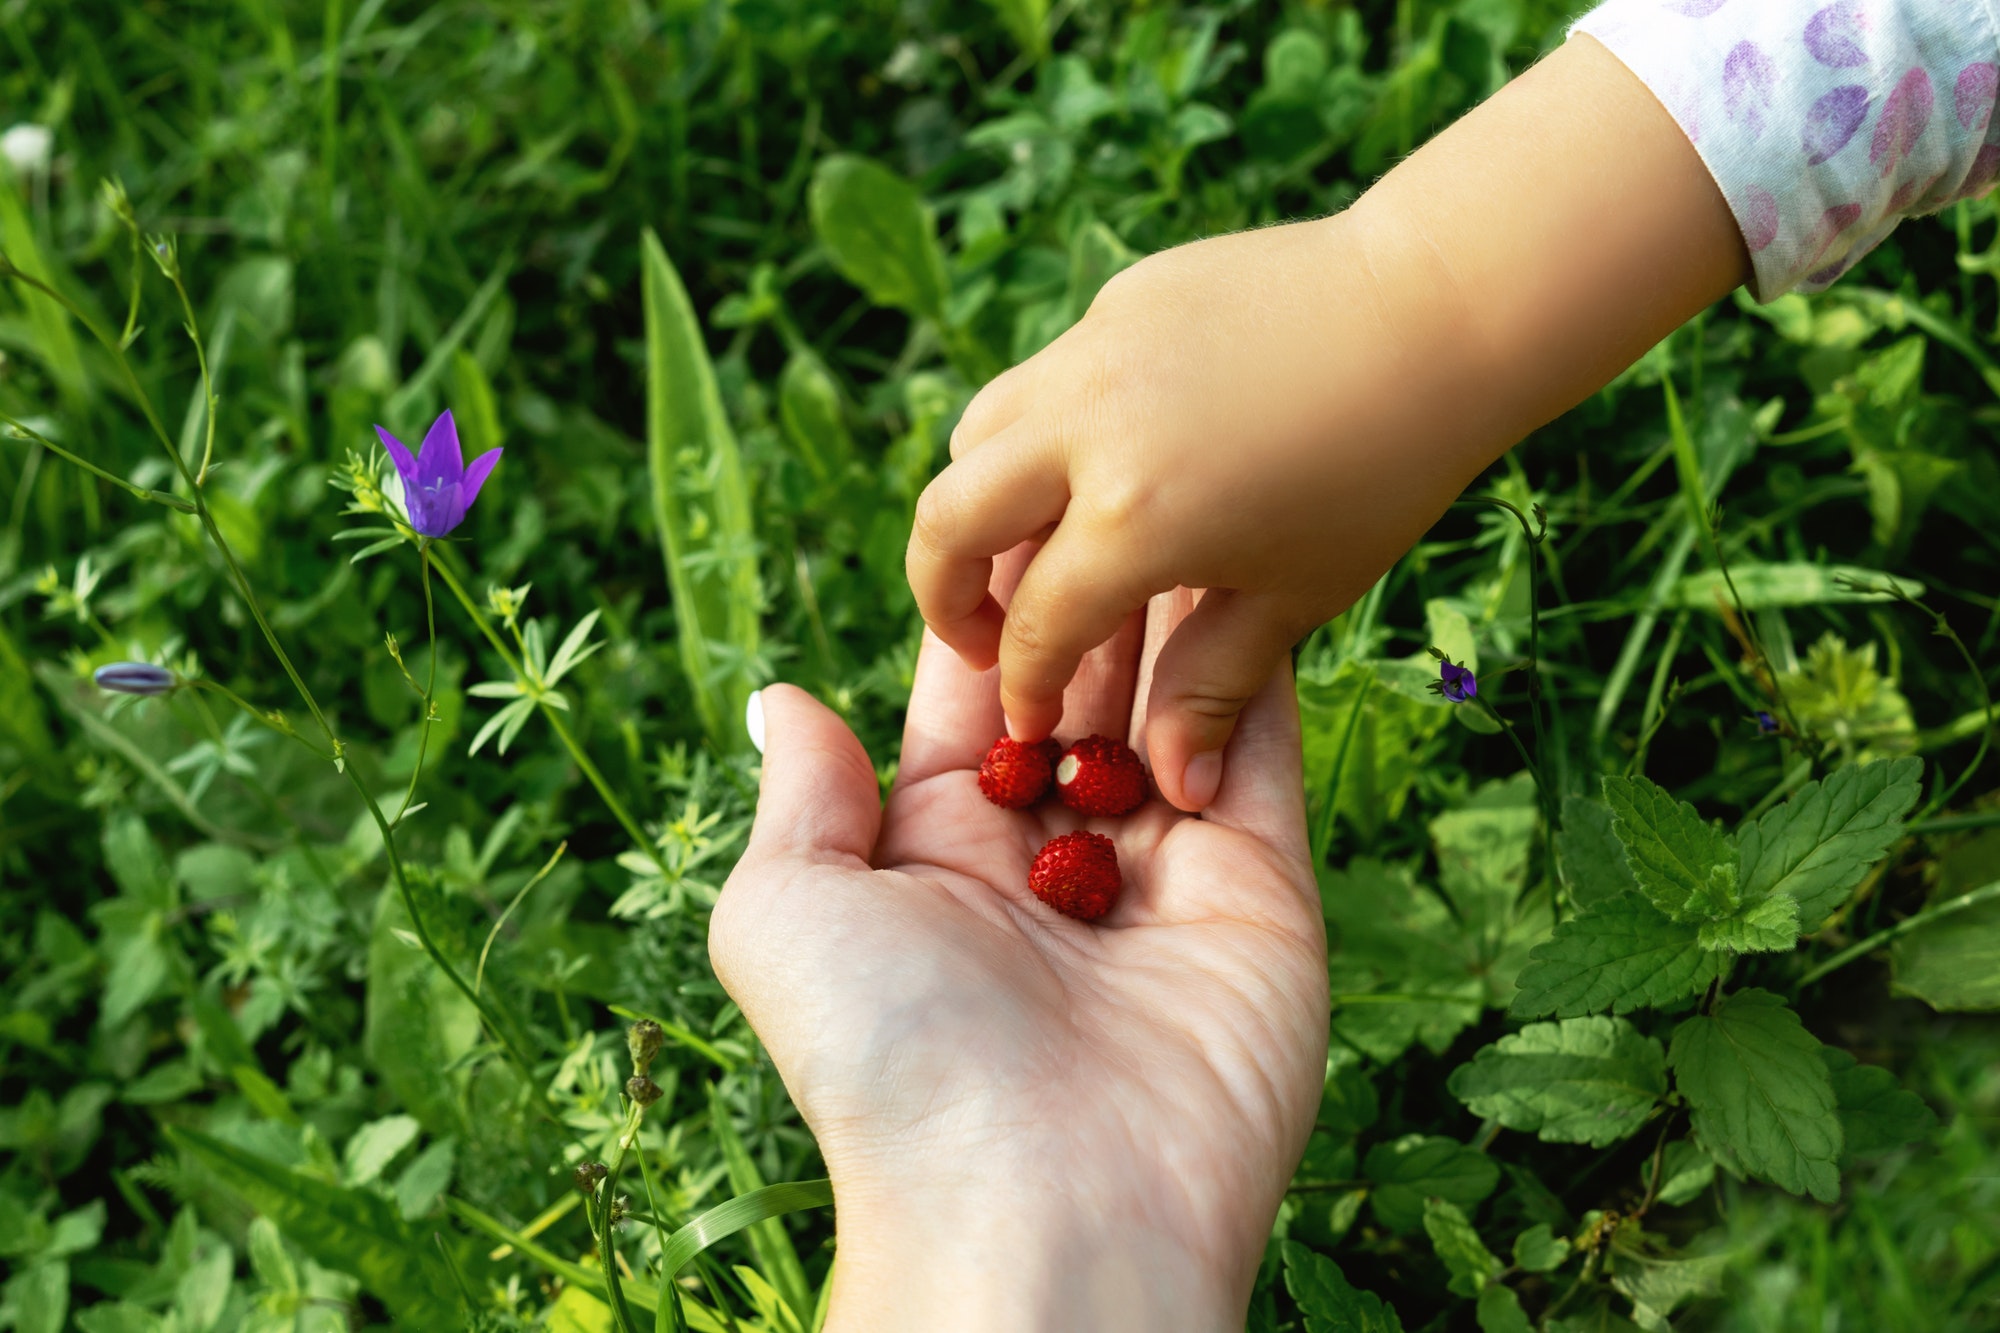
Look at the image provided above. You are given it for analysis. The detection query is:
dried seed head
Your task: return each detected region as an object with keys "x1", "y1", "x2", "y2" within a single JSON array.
[
  {"x1": 625, "y1": 1075, "x2": 663, "y2": 1108},
  {"x1": 627, "y1": 1019, "x2": 664, "y2": 1075},
  {"x1": 573, "y1": 1161, "x2": 609, "y2": 1195}
]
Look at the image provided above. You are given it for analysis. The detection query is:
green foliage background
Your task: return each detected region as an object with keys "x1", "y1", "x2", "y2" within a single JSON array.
[{"x1": 2, "y1": 0, "x2": 1998, "y2": 1329}]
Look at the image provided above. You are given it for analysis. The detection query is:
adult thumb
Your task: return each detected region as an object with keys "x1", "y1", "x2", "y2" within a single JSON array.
[
  {"x1": 737, "y1": 685, "x2": 883, "y2": 872},
  {"x1": 1143, "y1": 590, "x2": 1307, "y2": 812}
]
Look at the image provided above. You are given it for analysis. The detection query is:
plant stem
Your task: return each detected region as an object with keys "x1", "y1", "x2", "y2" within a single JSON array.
[
  {"x1": 2, "y1": 414, "x2": 197, "y2": 512},
  {"x1": 1797, "y1": 879, "x2": 2000, "y2": 989},
  {"x1": 392, "y1": 544, "x2": 439, "y2": 825}
]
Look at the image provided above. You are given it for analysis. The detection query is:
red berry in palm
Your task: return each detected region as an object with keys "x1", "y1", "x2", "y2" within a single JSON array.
[
  {"x1": 1054, "y1": 735, "x2": 1147, "y2": 817},
  {"x1": 978, "y1": 736, "x2": 1057, "y2": 809},
  {"x1": 1029, "y1": 831, "x2": 1122, "y2": 921}
]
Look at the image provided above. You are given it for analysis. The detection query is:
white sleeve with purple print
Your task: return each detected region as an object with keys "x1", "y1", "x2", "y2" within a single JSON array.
[{"x1": 1572, "y1": 0, "x2": 2000, "y2": 298}]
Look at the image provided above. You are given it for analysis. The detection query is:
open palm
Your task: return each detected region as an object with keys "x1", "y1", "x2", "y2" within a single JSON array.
[{"x1": 711, "y1": 578, "x2": 1329, "y2": 1329}]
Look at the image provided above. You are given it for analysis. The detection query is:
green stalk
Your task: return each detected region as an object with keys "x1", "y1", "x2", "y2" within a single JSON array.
[
  {"x1": 2, "y1": 414, "x2": 196, "y2": 512},
  {"x1": 391, "y1": 543, "x2": 439, "y2": 824},
  {"x1": 1797, "y1": 879, "x2": 2000, "y2": 989}
]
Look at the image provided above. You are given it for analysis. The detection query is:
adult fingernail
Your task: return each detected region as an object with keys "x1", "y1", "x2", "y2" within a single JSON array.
[
  {"x1": 1183, "y1": 750, "x2": 1223, "y2": 809},
  {"x1": 745, "y1": 690, "x2": 766, "y2": 755}
]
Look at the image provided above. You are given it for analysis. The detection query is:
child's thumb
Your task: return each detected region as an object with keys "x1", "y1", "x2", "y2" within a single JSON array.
[
  {"x1": 1142, "y1": 590, "x2": 1308, "y2": 811},
  {"x1": 738, "y1": 685, "x2": 883, "y2": 871}
]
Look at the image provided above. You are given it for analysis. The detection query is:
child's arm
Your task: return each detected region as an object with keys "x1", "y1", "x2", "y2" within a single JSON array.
[{"x1": 908, "y1": 34, "x2": 1747, "y2": 810}]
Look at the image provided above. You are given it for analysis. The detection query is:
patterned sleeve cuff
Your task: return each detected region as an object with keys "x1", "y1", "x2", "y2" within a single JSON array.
[{"x1": 1572, "y1": 0, "x2": 2000, "y2": 299}]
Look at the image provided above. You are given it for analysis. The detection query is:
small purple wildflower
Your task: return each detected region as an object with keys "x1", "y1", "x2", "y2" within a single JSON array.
[
  {"x1": 374, "y1": 410, "x2": 502, "y2": 539},
  {"x1": 94, "y1": 661, "x2": 176, "y2": 696},
  {"x1": 1439, "y1": 660, "x2": 1477, "y2": 703},
  {"x1": 1756, "y1": 710, "x2": 1779, "y2": 734}
]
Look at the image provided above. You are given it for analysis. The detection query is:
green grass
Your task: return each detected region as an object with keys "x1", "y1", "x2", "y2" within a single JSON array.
[{"x1": 2, "y1": 1, "x2": 1998, "y2": 1330}]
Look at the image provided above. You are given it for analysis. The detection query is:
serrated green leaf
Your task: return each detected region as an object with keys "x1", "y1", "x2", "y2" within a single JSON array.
[
  {"x1": 1512, "y1": 1224, "x2": 1571, "y2": 1273},
  {"x1": 1476, "y1": 1284, "x2": 1533, "y2": 1333},
  {"x1": 1642, "y1": 1139, "x2": 1715, "y2": 1207},
  {"x1": 1280, "y1": 1240, "x2": 1405, "y2": 1333},
  {"x1": 1362, "y1": 1134, "x2": 1500, "y2": 1234},
  {"x1": 1821, "y1": 1048, "x2": 1939, "y2": 1159},
  {"x1": 1510, "y1": 894, "x2": 1726, "y2": 1019},
  {"x1": 1601, "y1": 776, "x2": 1738, "y2": 920},
  {"x1": 1447, "y1": 1016, "x2": 1666, "y2": 1147},
  {"x1": 1695, "y1": 894, "x2": 1800, "y2": 953},
  {"x1": 1423, "y1": 1198, "x2": 1500, "y2": 1296},
  {"x1": 1558, "y1": 795, "x2": 1638, "y2": 908},
  {"x1": 1735, "y1": 757, "x2": 1921, "y2": 930},
  {"x1": 1669, "y1": 989, "x2": 1842, "y2": 1202},
  {"x1": 1608, "y1": 1243, "x2": 1728, "y2": 1330}
]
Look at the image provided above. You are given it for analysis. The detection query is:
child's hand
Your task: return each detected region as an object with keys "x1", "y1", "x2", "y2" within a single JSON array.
[{"x1": 909, "y1": 35, "x2": 1748, "y2": 811}]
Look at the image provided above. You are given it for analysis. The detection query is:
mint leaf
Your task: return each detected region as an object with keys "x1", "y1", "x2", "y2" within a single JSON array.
[
  {"x1": 1447, "y1": 1016, "x2": 1666, "y2": 1147},
  {"x1": 1281, "y1": 1240, "x2": 1404, "y2": 1333},
  {"x1": 1557, "y1": 794, "x2": 1639, "y2": 908},
  {"x1": 1821, "y1": 1048, "x2": 1939, "y2": 1159},
  {"x1": 1601, "y1": 776, "x2": 1738, "y2": 920},
  {"x1": 1423, "y1": 1198, "x2": 1500, "y2": 1296},
  {"x1": 1510, "y1": 894, "x2": 1727, "y2": 1019},
  {"x1": 1362, "y1": 1134, "x2": 1500, "y2": 1234},
  {"x1": 1668, "y1": 989, "x2": 1843, "y2": 1202},
  {"x1": 1512, "y1": 1224, "x2": 1572, "y2": 1273},
  {"x1": 1735, "y1": 756, "x2": 1921, "y2": 930},
  {"x1": 1695, "y1": 894, "x2": 1800, "y2": 953}
]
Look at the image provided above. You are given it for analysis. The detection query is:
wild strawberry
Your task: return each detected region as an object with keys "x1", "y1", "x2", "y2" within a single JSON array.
[
  {"x1": 1054, "y1": 734, "x2": 1147, "y2": 817},
  {"x1": 1029, "y1": 831, "x2": 1122, "y2": 921},
  {"x1": 978, "y1": 736, "x2": 1060, "y2": 809}
]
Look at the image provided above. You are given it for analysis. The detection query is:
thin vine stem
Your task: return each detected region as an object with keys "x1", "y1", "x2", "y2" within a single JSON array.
[
  {"x1": 391, "y1": 543, "x2": 439, "y2": 825},
  {"x1": 1796, "y1": 879, "x2": 2000, "y2": 989}
]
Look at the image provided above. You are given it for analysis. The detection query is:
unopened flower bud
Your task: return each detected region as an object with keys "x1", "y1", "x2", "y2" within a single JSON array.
[
  {"x1": 573, "y1": 1160, "x2": 609, "y2": 1195},
  {"x1": 93, "y1": 662, "x2": 176, "y2": 697},
  {"x1": 627, "y1": 1020, "x2": 664, "y2": 1075},
  {"x1": 625, "y1": 1076, "x2": 662, "y2": 1108}
]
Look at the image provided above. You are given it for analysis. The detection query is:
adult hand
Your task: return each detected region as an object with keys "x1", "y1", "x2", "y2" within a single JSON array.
[{"x1": 710, "y1": 563, "x2": 1329, "y2": 1333}]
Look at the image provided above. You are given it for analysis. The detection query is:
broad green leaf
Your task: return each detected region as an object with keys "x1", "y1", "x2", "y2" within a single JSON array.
[
  {"x1": 1601, "y1": 776, "x2": 1737, "y2": 920},
  {"x1": 104, "y1": 811, "x2": 175, "y2": 908},
  {"x1": 1608, "y1": 1244, "x2": 1728, "y2": 1330},
  {"x1": 343, "y1": 1114, "x2": 420, "y2": 1186},
  {"x1": 1510, "y1": 894, "x2": 1726, "y2": 1019},
  {"x1": 1430, "y1": 783, "x2": 1538, "y2": 944},
  {"x1": 1512, "y1": 1224, "x2": 1571, "y2": 1272},
  {"x1": 1319, "y1": 1064, "x2": 1379, "y2": 1139},
  {"x1": 1422, "y1": 1198, "x2": 1499, "y2": 1296},
  {"x1": 1475, "y1": 1284, "x2": 1533, "y2": 1333},
  {"x1": 1321, "y1": 859, "x2": 1482, "y2": 1062},
  {"x1": 1668, "y1": 989, "x2": 1842, "y2": 1202},
  {"x1": 1281, "y1": 1241, "x2": 1404, "y2": 1333},
  {"x1": 4, "y1": 1260, "x2": 67, "y2": 1333},
  {"x1": 1891, "y1": 882, "x2": 2000, "y2": 1010},
  {"x1": 246, "y1": 1217, "x2": 297, "y2": 1295},
  {"x1": 1670, "y1": 563, "x2": 1922, "y2": 611},
  {"x1": 1362, "y1": 1134, "x2": 1500, "y2": 1234},
  {"x1": 1642, "y1": 1139, "x2": 1715, "y2": 1207},
  {"x1": 167, "y1": 1127, "x2": 469, "y2": 1326},
  {"x1": 175, "y1": 1241, "x2": 232, "y2": 1331},
  {"x1": 1821, "y1": 1048, "x2": 1939, "y2": 1159},
  {"x1": 393, "y1": 1137, "x2": 457, "y2": 1220},
  {"x1": 1558, "y1": 795, "x2": 1638, "y2": 908},
  {"x1": 75, "y1": 1304, "x2": 162, "y2": 1333},
  {"x1": 1735, "y1": 757, "x2": 1921, "y2": 931},
  {"x1": 777, "y1": 351, "x2": 853, "y2": 483},
  {"x1": 1301, "y1": 662, "x2": 1452, "y2": 851},
  {"x1": 807, "y1": 155, "x2": 949, "y2": 320},
  {"x1": 641, "y1": 228, "x2": 762, "y2": 753},
  {"x1": 1695, "y1": 894, "x2": 1800, "y2": 953},
  {"x1": 1447, "y1": 1016, "x2": 1666, "y2": 1147},
  {"x1": 362, "y1": 886, "x2": 477, "y2": 1138}
]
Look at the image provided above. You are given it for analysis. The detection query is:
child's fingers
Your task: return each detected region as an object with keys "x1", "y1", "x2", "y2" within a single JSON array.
[
  {"x1": 907, "y1": 431, "x2": 1067, "y2": 669},
  {"x1": 1142, "y1": 589, "x2": 1312, "y2": 812},
  {"x1": 998, "y1": 518, "x2": 1157, "y2": 743},
  {"x1": 894, "y1": 544, "x2": 1038, "y2": 789},
  {"x1": 948, "y1": 362, "x2": 1032, "y2": 460}
]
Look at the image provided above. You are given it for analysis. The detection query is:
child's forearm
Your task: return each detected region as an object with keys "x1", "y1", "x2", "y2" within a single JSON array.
[{"x1": 1340, "y1": 34, "x2": 1748, "y2": 462}]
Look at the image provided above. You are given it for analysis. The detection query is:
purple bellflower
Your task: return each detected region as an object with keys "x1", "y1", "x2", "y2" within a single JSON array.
[
  {"x1": 374, "y1": 410, "x2": 502, "y2": 539},
  {"x1": 1756, "y1": 710, "x2": 1779, "y2": 735},
  {"x1": 1439, "y1": 660, "x2": 1477, "y2": 703},
  {"x1": 94, "y1": 661, "x2": 176, "y2": 696}
]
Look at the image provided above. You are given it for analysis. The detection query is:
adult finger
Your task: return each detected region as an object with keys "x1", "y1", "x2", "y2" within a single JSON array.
[
  {"x1": 1199, "y1": 658, "x2": 1309, "y2": 868},
  {"x1": 907, "y1": 428, "x2": 1067, "y2": 670},
  {"x1": 1054, "y1": 607, "x2": 1148, "y2": 744},
  {"x1": 997, "y1": 516, "x2": 1158, "y2": 742},
  {"x1": 734, "y1": 685, "x2": 883, "y2": 873},
  {"x1": 1142, "y1": 589, "x2": 1311, "y2": 811}
]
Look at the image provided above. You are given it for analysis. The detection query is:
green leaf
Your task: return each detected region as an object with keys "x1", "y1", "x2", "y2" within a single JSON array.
[
  {"x1": 1430, "y1": 787, "x2": 1538, "y2": 943},
  {"x1": 1546, "y1": 1300, "x2": 1644, "y2": 1333},
  {"x1": 641, "y1": 228, "x2": 762, "y2": 753},
  {"x1": 75, "y1": 1304, "x2": 163, "y2": 1333},
  {"x1": 4, "y1": 1260, "x2": 67, "y2": 1333},
  {"x1": 343, "y1": 1114, "x2": 420, "y2": 1186},
  {"x1": 166, "y1": 1126, "x2": 470, "y2": 1326},
  {"x1": 1281, "y1": 1241, "x2": 1404, "y2": 1333},
  {"x1": 246, "y1": 1217, "x2": 297, "y2": 1295},
  {"x1": 1600, "y1": 776, "x2": 1738, "y2": 920},
  {"x1": 1558, "y1": 795, "x2": 1639, "y2": 908},
  {"x1": 659, "y1": 1179, "x2": 833, "y2": 1282},
  {"x1": 1695, "y1": 894, "x2": 1800, "y2": 953},
  {"x1": 1735, "y1": 758, "x2": 1922, "y2": 931},
  {"x1": 1362, "y1": 1134, "x2": 1500, "y2": 1234},
  {"x1": 1511, "y1": 1224, "x2": 1571, "y2": 1273},
  {"x1": 1821, "y1": 1048, "x2": 1938, "y2": 1159},
  {"x1": 362, "y1": 886, "x2": 477, "y2": 1138},
  {"x1": 1670, "y1": 563, "x2": 1923, "y2": 611},
  {"x1": 1475, "y1": 1284, "x2": 1533, "y2": 1333},
  {"x1": 776, "y1": 351, "x2": 852, "y2": 483},
  {"x1": 1447, "y1": 1016, "x2": 1666, "y2": 1147},
  {"x1": 103, "y1": 811, "x2": 175, "y2": 908},
  {"x1": 393, "y1": 1136, "x2": 457, "y2": 1220},
  {"x1": 807, "y1": 155, "x2": 949, "y2": 320},
  {"x1": 1668, "y1": 989, "x2": 1843, "y2": 1202},
  {"x1": 705, "y1": 1084, "x2": 813, "y2": 1323},
  {"x1": 1422, "y1": 1197, "x2": 1500, "y2": 1296},
  {"x1": 1642, "y1": 1139, "x2": 1715, "y2": 1207},
  {"x1": 1510, "y1": 894, "x2": 1726, "y2": 1019},
  {"x1": 1891, "y1": 882, "x2": 2000, "y2": 1010},
  {"x1": 1321, "y1": 859, "x2": 1483, "y2": 1062},
  {"x1": 1608, "y1": 1244, "x2": 1728, "y2": 1330}
]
